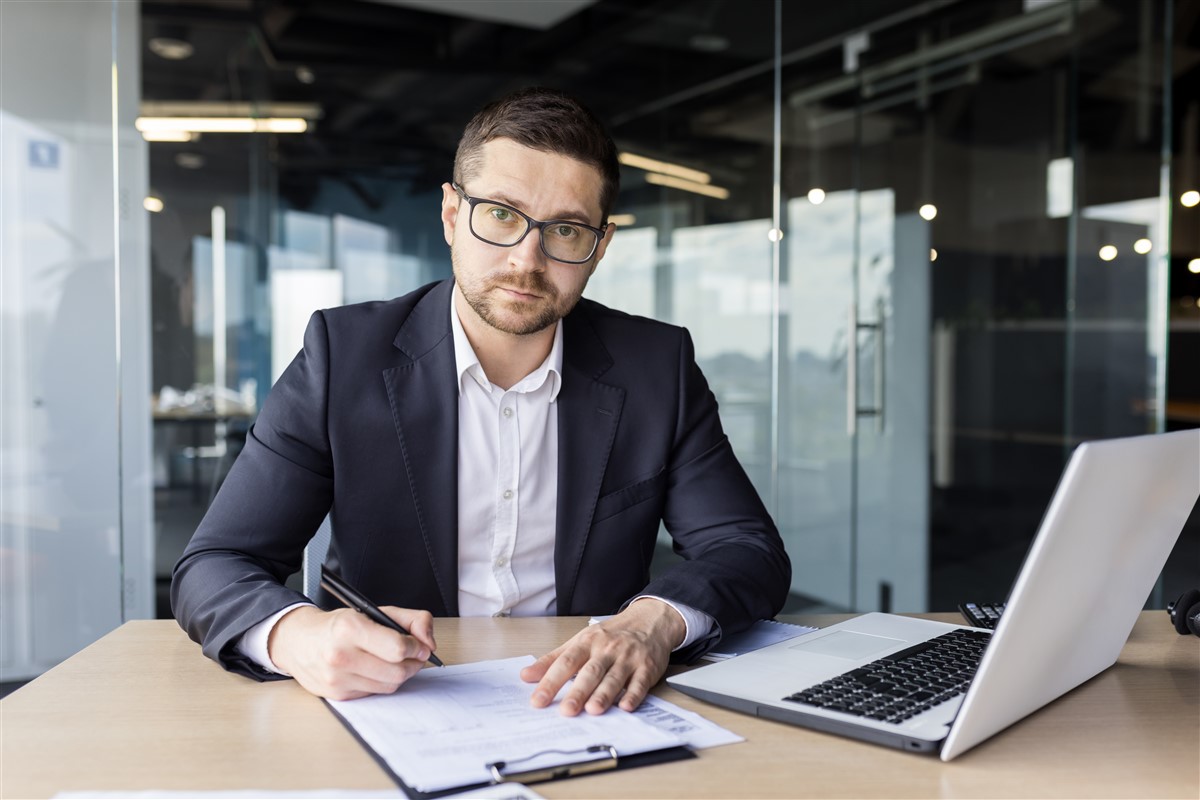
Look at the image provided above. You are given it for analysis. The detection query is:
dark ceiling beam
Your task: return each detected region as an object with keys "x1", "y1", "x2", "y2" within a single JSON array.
[{"x1": 142, "y1": 1, "x2": 258, "y2": 27}]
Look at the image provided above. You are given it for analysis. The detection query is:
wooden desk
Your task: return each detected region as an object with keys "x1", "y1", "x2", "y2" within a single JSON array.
[{"x1": 2, "y1": 613, "x2": 1197, "y2": 798}]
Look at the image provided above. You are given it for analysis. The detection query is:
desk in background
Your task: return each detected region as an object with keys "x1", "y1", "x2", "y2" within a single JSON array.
[
  {"x1": 153, "y1": 402, "x2": 254, "y2": 505},
  {"x1": 1, "y1": 613, "x2": 1196, "y2": 799}
]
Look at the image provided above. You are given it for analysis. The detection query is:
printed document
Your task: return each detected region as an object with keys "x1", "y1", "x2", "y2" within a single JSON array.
[{"x1": 327, "y1": 656, "x2": 682, "y2": 794}]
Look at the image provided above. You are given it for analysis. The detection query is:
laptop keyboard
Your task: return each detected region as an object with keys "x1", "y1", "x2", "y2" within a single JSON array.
[{"x1": 782, "y1": 628, "x2": 991, "y2": 724}]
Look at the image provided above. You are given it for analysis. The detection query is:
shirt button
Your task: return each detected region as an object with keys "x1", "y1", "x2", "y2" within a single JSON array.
[
  {"x1": 503, "y1": 489, "x2": 513, "y2": 500},
  {"x1": 502, "y1": 407, "x2": 513, "y2": 418},
  {"x1": 495, "y1": 556, "x2": 508, "y2": 568}
]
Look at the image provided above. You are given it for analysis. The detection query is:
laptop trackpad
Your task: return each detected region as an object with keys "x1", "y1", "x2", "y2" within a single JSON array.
[{"x1": 789, "y1": 631, "x2": 904, "y2": 659}]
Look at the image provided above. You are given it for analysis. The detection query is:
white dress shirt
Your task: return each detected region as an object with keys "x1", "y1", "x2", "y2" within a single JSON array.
[
  {"x1": 237, "y1": 291, "x2": 713, "y2": 674},
  {"x1": 451, "y1": 295, "x2": 561, "y2": 617}
]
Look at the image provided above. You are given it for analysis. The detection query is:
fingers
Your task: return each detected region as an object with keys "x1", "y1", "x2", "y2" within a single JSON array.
[
  {"x1": 616, "y1": 667, "x2": 655, "y2": 712},
  {"x1": 524, "y1": 624, "x2": 672, "y2": 717},
  {"x1": 519, "y1": 647, "x2": 561, "y2": 685},
  {"x1": 324, "y1": 645, "x2": 427, "y2": 698},
  {"x1": 570, "y1": 657, "x2": 654, "y2": 715},
  {"x1": 344, "y1": 608, "x2": 433, "y2": 664},
  {"x1": 528, "y1": 645, "x2": 584, "y2": 710},
  {"x1": 573, "y1": 656, "x2": 629, "y2": 716},
  {"x1": 385, "y1": 607, "x2": 438, "y2": 654},
  {"x1": 275, "y1": 607, "x2": 437, "y2": 700}
]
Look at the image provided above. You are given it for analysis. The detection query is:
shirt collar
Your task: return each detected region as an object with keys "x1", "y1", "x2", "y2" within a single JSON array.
[{"x1": 449, "y1": 288, "x2": 563, "y2": 401}]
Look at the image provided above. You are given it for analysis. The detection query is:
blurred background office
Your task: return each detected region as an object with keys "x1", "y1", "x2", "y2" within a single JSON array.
[{"x1": 2, "y1": 0, "x2": 1198, "y2": 691}]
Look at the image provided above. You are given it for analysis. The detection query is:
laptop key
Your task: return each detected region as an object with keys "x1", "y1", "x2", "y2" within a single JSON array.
[{"x1": 881, "y1": 641, "x2": 935, "y2": 662}]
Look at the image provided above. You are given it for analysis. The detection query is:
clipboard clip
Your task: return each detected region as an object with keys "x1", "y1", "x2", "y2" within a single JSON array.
[{"x1": 486, "y1": 744, "x2": 619, "y2": 784}]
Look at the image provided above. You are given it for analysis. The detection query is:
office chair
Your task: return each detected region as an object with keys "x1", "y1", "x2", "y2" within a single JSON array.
[{"x1": 302, "y1": 515, "x2": 333, "y2": 601}]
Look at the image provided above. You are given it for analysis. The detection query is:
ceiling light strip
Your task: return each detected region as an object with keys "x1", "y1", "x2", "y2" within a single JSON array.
[
  {"x1": 140, "y1": 130, "x2": 194, "y2": 142},
  {"x1": 140, "y1": 101, "x2": 322, "y2": 119},
  {"x1": 135, "y1": 117, "x2": 308, "y2": 134},
  {"x1": 644, "y1": 172, "x2": 729, "y2": 200},
  {"x1": 618, "y1": 152, "x2": 711, "y2": 184}
]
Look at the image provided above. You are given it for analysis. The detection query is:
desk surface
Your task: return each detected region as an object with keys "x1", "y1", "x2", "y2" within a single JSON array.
[{"x1": 2, "y1": 612, "x2": 1197, "y2": 799}]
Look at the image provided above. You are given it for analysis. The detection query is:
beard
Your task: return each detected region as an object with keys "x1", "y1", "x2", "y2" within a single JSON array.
[{"x1": 452, "y1": 247, "x2": 586, "y2": 336}]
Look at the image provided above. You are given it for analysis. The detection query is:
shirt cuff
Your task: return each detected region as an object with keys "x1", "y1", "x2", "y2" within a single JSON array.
[
  {"x1": 235, "y1": 602, "x2": 314, "y2": 676},
  {"x1": 632, "y1": 595, "x2": 715, "y2": 651}
]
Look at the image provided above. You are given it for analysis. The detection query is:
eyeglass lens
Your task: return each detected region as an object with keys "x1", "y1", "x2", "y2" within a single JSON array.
[{"x1": 470, "y1": 201, "x2": 598, "y2": 263}]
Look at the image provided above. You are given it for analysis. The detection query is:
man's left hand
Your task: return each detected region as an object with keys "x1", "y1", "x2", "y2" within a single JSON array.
[{"x1": 519, "y1": 598, "x2": 686, "y2": 716}]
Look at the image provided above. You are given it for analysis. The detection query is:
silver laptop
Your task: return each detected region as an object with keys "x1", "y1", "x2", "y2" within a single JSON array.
[{"x1": 668, "y1": 429, "x2": 1199, "y2": 760}]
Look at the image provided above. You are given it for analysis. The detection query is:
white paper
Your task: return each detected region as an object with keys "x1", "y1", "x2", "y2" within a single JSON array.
[
  {"x1": 327, "y1": 656, "x2": 682, "y2": 793},
  {"x1": 704, "y1": 620, "x2": 818, "y2": 660},
  {"x1": 631, "y1": 694, "x2": 744, "y2": 749}
]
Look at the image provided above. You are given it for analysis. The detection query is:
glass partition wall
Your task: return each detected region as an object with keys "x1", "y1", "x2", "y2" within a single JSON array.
[
  {"x1": 146, "y1": 19, "x2": 278, "y2": 612},
  {"x1": 775, "y1": 0, "x2": 1175, "y2": 611},
  {"x1": 594, "y1": 0, "x2": 1177, "y2": 612},
  {"x1": 1, "y1": 0, "x2": 152, "y2": 681},
  {"x1": 141, "y1": 0, "x2": 1179, "y2": 620}
]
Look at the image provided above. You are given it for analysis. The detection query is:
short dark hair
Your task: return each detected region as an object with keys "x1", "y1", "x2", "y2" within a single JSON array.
[{"x1": 453, "y1": 87, "x2": 620, "y2": 223}]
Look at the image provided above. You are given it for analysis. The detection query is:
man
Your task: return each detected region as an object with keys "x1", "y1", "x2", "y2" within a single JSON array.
[{"x1": 172, "y1": 87, "x2": 790, "y2": 717}]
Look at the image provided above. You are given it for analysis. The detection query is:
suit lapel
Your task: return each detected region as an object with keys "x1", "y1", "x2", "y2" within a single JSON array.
[
  {"x1": 555, "y1": 307, "x2": 624, "y2": 614},
  {"x1": 382, "y1": 280, "x2": 459, "y2": 616}
]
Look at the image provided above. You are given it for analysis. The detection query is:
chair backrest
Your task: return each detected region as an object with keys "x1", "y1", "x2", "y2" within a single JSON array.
[{"x1": 302, "y1": 515, "x2": 333, "y2": 600}]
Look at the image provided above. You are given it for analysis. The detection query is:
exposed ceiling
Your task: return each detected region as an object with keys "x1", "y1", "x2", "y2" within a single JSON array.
[{"x1": 140, "y1": 0, "x2": 1199, "y2": 213}]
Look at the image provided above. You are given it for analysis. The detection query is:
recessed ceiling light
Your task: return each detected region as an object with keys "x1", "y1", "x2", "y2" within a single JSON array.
[
  {"x1": 148, "y1": 37, "x2": 194, "y2": 61},
  {"x1": 175, "y1": 152, "x2": 205, "y2": 170},
  {"x1": 690, "y1": 34, "x2": 729, "y2": 53}
]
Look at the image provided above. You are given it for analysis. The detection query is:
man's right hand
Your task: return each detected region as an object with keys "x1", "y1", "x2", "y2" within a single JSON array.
[{"x1": 267, "y1": 605, "x2": 437, "y2": 700}]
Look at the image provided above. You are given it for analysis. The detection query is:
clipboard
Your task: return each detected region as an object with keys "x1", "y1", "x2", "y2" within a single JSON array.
[{"x1": 325, "y1": 701, "x2": 694, "y2": 799}]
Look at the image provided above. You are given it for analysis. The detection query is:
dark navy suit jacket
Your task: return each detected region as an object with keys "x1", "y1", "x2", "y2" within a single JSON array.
[{"x1": 172, "y1": 279, "x2": 791, "y2": 679}]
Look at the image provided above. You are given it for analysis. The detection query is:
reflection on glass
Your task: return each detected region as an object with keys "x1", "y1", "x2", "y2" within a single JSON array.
[
  {"x1": 782, "y1": 190, "x2": 856, "y2": 608},
  {"x1": 1, "y1": 0, "x2": 150, "y2": 680},
  {"x1": 585, "y1": 226, "x2": 656, "y2": 319},
  {"x1": 671, "y1": 219, "x2": 774, "y2": 494},
  {"x1": 270, "y1": 271, "x2": 344, "y2": 384}
]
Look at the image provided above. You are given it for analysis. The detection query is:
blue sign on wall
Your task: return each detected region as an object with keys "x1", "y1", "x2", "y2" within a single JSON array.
[{"x1": 29, "y1": 140, "x2": 60, "y2": 169}]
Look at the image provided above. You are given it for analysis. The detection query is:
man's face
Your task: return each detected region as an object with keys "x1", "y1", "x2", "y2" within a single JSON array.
[{"x1": 441, "y1": 138, "x2": 614, "y2": 337}]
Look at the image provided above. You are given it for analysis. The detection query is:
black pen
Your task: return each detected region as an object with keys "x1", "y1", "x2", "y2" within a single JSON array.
[{"x1": 319, "y1": 565, "x2": 445, "y2": 667}]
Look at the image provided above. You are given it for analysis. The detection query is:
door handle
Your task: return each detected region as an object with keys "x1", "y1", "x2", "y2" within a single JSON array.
[{"x1": 847, "y1": 299, "x2": 886, "y2": 436}]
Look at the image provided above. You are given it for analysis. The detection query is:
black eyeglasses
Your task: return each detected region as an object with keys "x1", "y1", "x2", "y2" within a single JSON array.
[{"x1": 452, "y1": 182, "x2": 606, "y2": 264}]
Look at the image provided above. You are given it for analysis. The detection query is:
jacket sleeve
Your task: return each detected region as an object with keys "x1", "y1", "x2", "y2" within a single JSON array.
[
  {"x1": 633, "y1": 329, "x2": 792, "y2": 662},
  {"x1": 170, "y1": 311, "x2": 335, "y2": 679}
]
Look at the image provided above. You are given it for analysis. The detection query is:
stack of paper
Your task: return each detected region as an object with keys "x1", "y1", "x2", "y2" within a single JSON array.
[{"x1": 327, "y1": 656, "x2": 740, "y2": 797}]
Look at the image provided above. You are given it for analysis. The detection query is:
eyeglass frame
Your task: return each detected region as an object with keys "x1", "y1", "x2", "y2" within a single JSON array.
[{"x1": 451, "y1": 182, "x2": 608, "y2": 265}]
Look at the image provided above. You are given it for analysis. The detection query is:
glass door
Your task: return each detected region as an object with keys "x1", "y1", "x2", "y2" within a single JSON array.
[{"x1": 781, "y1": 96, "x2": 929, "y2": 613}]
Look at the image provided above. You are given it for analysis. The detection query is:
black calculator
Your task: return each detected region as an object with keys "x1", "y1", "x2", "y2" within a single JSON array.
[{"x1": 958, "y1": 602, "x2": 1006, "y2": 629}]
